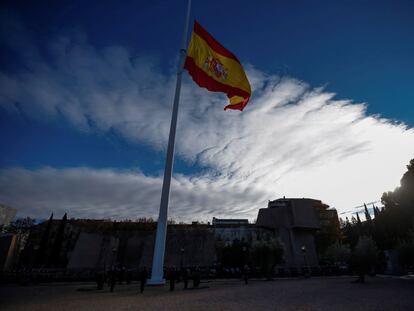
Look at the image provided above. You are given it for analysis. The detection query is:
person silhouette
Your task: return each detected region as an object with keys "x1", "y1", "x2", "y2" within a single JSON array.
[
  {"x1": 243, "y1": 264, "x2": 250, "y2": 285},
  {"x1": 169, "y1": 267, "x2": 176, "y2": 291},
  {"x1": 108, "y1": 267, "x2": 116, "y2": 292},
  {"x1": 140, "y1": 267, "x2": 148, "y2": 293},
  {"x1": 182, "y1": 268, "x2": 189, "y2": 289}
]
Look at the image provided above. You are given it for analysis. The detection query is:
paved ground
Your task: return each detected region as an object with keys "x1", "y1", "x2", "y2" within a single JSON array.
[{"x1": 1, "y1": 276, "x2": 413, "y2": 311}]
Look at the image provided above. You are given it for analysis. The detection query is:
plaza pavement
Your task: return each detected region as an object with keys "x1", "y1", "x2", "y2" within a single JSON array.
[{"x1": 1, "y1": 276, "x2": 413, "y2": 311}]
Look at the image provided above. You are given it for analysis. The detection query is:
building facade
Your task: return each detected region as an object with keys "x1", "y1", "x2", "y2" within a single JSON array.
[
  {"x1": 0, "y1": 204, "x2": 17, "y2": 227},
  {"x1": 256, "y1": 198, "x2": 338, "y2": 268},
  {"x1": 7, "y1": 198, "x2": 338, "y2": 273}
]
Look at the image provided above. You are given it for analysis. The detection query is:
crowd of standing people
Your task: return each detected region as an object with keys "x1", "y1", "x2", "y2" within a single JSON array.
[{"x1": 96, "y1": 265, "x2": 223, "y2": 294}]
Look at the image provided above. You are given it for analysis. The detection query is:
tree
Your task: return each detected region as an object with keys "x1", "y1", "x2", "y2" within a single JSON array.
[
  {"x1": 396, "y1": 230, "x2": 414, "y2": 270},
  {"x1": 342, "y1": 215, "x2": 361, "y2": 249},
  {"x1": 364, "y1": 204, "x2": 372, "y2": 222},
  {"x1": 356, "y1": 213, "x2": 362, "y2": 225},
  {"x1": 397, "y1": 242, "x2": 414, "y2": 270},
  {"x1": 3, "y1": 217, "x2": 35, "y2": 233},
  {"x1": 215, "y1": 238, "x2": 245, "y2": 268},
  {"x1": 324, "y1": 242, "x2": 351, "y2": 265},
  {"x1": 400, "y1": 159, "x2": 414, "y2": 200},
  {"x1": 351, "y1": 236, "x2": 379, "y2": 283},
  {"x1": 314, "y1": 215, "x2": 342, "y2": 256},
  {"x1": 367, "y1": 159, "x2": 414, "y2": 251},
  {"x1": 250, "y1": 237, "x2": 284, "y2": 279}
]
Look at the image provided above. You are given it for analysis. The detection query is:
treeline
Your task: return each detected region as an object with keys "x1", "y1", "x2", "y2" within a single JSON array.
[{"x1": 327, "y1": 159, "x2": 414, "y2": 274}]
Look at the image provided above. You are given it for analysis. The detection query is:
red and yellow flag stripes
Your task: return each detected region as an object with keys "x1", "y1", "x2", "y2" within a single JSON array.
[{"x1": 184, "y1": 21, "x2": 251, "y2": 111}]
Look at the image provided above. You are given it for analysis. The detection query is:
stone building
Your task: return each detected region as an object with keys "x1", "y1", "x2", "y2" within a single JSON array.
[
  {"x1": 256, "y1": 198, "x2": 339, "y2": 268},
  {"x1": 0, "y1": 234, "x2": 21, "y2": 271},
  {"x1": 20, "y1": 220, "x2": 218, "y2": 270},
  {"x1": 0, "y1": 204, "x2": 17, "y2": 226},
  {"x1": 12, "y1": 197, "x2": 338, "y2": 272}
]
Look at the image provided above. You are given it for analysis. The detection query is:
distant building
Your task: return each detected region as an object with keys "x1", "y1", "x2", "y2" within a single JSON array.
[
  {"x1": 212, "y1": 217, "x2": 249, "y2": 226},
  {"x1": 0, "y1": 205, "x2": 21, "y2": 271},
  {"x1": 19, "y1": 220, "x2": 218, "y2": 270},
  {"x1": 256, "y1": 198, "x2": 338, "y2": 268},
  {"x1": 0, "y1": 204, "x2": 17, "y2": 226},
  {"x1": 0, "y1": 234, "x2": 21, "y2": 271},
  {"x1": 11, "y1": 197, "x2": 338, "y2": 272}
]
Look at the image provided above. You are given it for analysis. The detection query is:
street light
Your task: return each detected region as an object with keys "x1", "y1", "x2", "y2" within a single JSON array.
[{"x1": 111, "y1": 247, "x2": 117, "y2": 268}]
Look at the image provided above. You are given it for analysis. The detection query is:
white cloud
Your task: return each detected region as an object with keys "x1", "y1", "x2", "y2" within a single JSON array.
[
  {"x1": 1, "y1": 18, "x2": 414, "y2": 220},
  {"x1": 0, "y1": 167, "x2": 268, "y2": 222}
]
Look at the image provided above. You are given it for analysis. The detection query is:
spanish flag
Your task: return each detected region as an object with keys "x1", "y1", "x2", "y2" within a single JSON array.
[{"x1": 184, "y1": 21, "x2": 251, "y2": 111}]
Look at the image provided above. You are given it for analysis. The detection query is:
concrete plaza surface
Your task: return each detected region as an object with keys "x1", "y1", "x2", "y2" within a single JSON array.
[{"x1": 1, "y1": 276, "x2": 413, "y2": 311}]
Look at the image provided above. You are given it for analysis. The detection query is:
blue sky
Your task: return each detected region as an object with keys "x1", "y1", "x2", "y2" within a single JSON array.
[{"x1": 1, "y1": 0, "x2": 414, "y2": 221}]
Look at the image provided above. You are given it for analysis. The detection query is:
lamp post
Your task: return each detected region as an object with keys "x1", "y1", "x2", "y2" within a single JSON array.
[{"x1": 111, "y1": 247, "x2": 117, "y2": 268}]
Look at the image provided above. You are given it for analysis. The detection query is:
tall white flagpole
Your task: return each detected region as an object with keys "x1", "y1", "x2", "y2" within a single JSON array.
[{"x1": 148, "y1": 0, "x2": 192, "y2": 285}]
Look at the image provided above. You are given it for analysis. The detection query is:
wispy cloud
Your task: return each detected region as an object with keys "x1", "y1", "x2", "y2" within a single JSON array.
[
  {"x1": 1, "y1": 16, "x2": 414, "y2": 220},
  {"x1": 0, "y1": 167, "x2": 267, "y2": 222}
]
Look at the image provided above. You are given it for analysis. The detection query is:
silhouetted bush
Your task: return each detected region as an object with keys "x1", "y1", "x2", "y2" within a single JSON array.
[{"x1": 250, "y1": 237, "x2": 284, "y2": 279}]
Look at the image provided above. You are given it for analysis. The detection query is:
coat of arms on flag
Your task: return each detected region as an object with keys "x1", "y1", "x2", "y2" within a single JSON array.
[{"x1": 184, "y1": 21, "x2": 252, "y2": 111}]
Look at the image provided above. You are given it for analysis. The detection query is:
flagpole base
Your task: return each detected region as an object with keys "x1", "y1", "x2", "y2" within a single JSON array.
[{"x1": 147, "y1": 278, "x2": 166, "y2": 285}]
